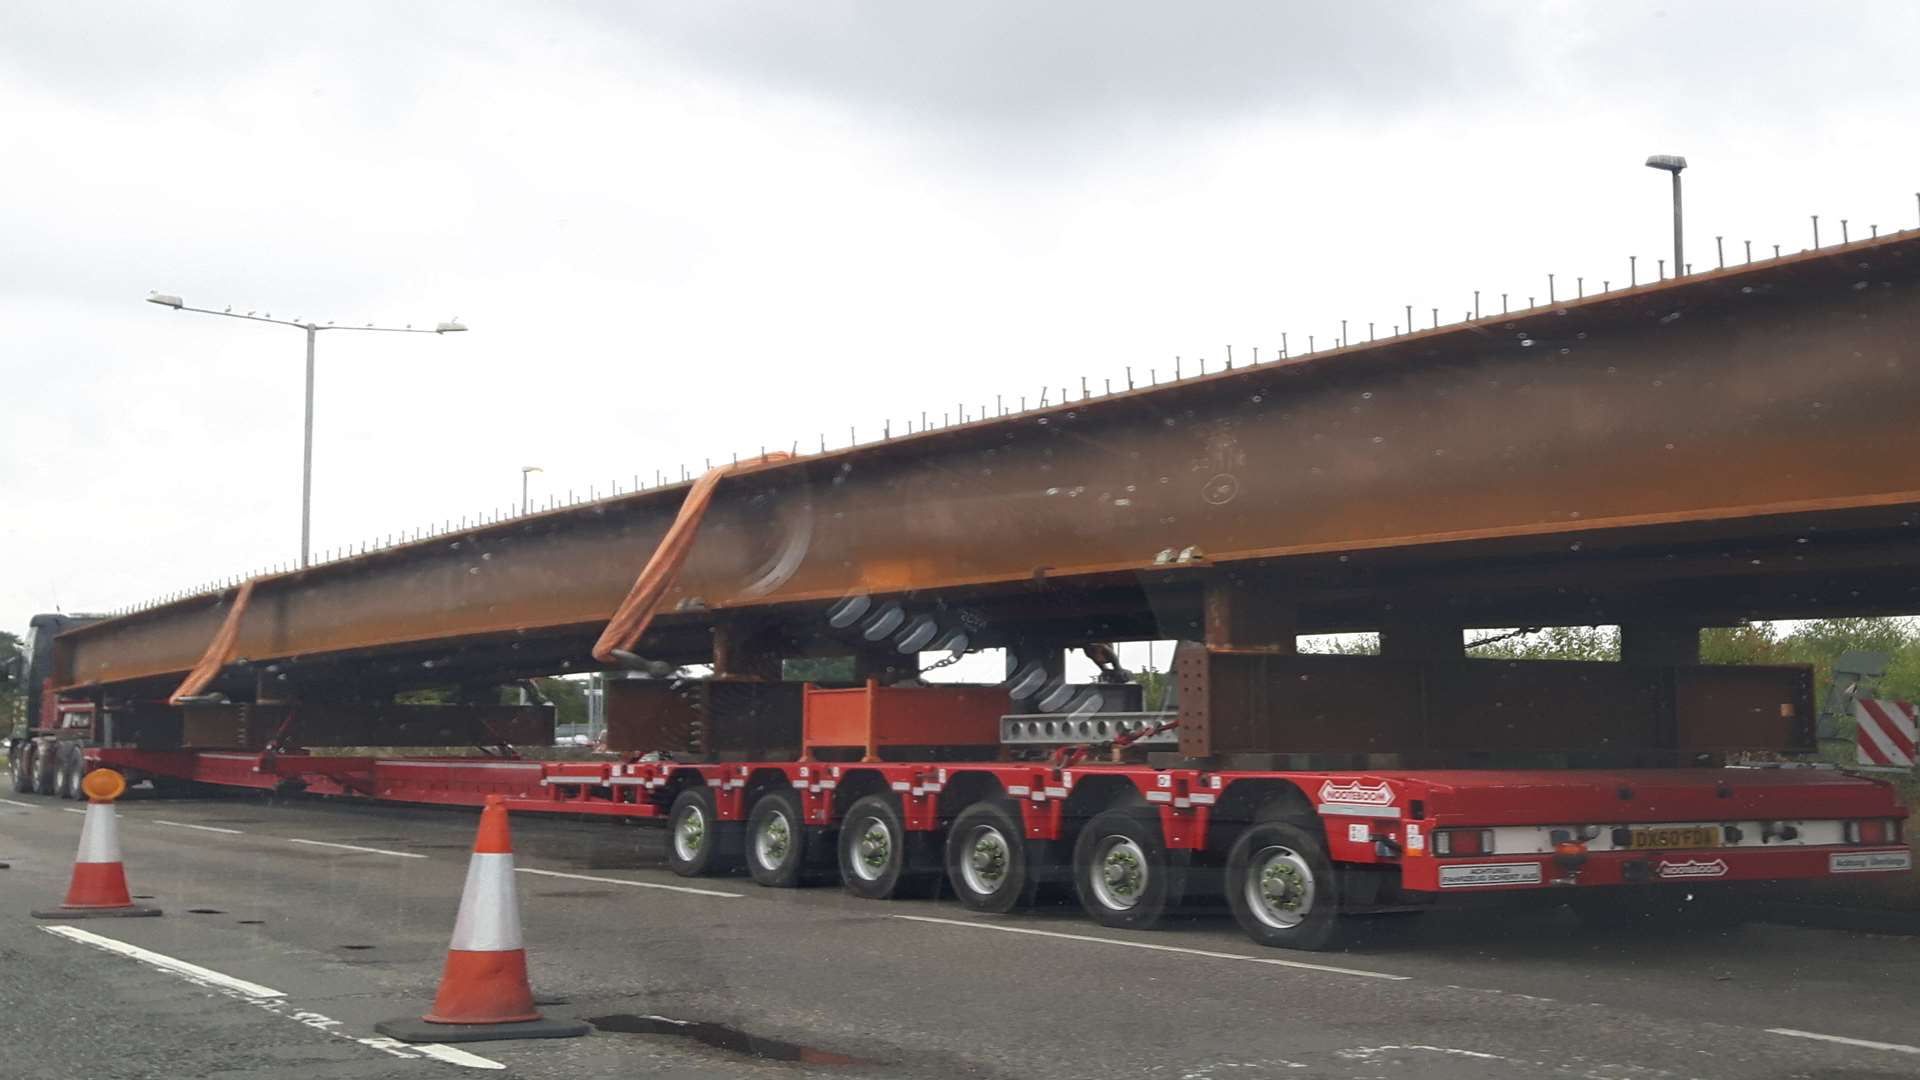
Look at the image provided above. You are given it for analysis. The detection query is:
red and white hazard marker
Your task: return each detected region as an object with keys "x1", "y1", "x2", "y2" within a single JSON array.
[
  {"x1": 33, "y1": 768, "x2": 161, "y2": 920},
  {"x1": 376, "y1": 795, "x2": 588, "y2": 1043},
  {"x1": 1854, "y1": 697, "x2": 1917, "y2": 768}
]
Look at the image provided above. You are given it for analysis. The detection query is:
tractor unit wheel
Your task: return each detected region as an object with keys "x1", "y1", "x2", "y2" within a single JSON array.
[
  {"x1": 32, "y1": 740, "x2": 60, "y2": 796},
  {"x1": 9, "y1": 742, "x2": 35, "y2": 795}
]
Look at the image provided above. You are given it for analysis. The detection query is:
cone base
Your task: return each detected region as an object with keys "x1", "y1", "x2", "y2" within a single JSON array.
[
  {"x1": 374, "y1": 1015, "x2": 590, "y2": 1044},
  {"x1": 32, "y1": 903, "x2": 162, "y2": 919}
]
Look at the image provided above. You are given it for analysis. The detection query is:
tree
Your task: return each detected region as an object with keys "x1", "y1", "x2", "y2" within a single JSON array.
[{"x1": 1, "y1": 630, "x2": 23, "y2": 736}]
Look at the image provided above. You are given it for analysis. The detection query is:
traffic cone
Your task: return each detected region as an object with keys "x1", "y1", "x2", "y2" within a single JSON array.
[
  {"x1": 376, "y1": 795, "x2": 587, "y2": 1043},
  {"x1": 33, "y1": 770, "x2": 160, "y2": 919}
]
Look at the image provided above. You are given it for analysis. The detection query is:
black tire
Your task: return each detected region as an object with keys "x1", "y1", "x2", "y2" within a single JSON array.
[
  {"x1": 1072, "y1": 806, "x2": 1180, "y2": 930},
  {"x1": 9, "y1": 742, "x2": 34, "y2": 795},
  {"x1": 838, "y1": 794, "x2": 930, "y2": 900},
  {"x1": 746, "y1": 790, "x2": 808, "y2": 888},
  {"x1": 56, "y1": 744, "x2": 84, "y2": 800},
  {"x1": 664, "y1": 787, "x2": 739, "y2": 877},
  {"x1": 1224, "y1": 821, "x2": 1343, "y2": 951},
  {"x1": 32, "y1": 741, "x2": 60, "y2": 795},
  {"x1": 945, "y1": 800, "x2": 1041, "y2": 914}
]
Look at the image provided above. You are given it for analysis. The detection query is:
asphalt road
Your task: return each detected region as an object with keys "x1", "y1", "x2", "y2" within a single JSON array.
[{"x1": 1, "y1": 790, "x2": 1916, "y2": 1080}]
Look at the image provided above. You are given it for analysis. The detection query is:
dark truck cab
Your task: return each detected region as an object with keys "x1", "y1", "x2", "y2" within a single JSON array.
[{"x1": 7, "y1": 613, "x2": 104, "y2": 796}]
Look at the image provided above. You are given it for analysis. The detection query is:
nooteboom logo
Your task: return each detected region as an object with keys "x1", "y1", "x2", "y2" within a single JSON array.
[
  {"x1": 1317, "y1": 780, "x2": 1394, "y2": 806},
  {"x1": 1656, "y1": 858, "x2": 1729, "y2": 879}
]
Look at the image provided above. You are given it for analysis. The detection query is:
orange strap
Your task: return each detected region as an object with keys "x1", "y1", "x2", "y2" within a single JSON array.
[
  {"x1": 169, "y1": 578, "x2": 258, "y2": 703},
  {"x1": 591, "y1": 454, "x2": 789, "y2": 665}
]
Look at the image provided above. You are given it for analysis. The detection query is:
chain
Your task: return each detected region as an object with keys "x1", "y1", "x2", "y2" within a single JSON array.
[{"x1": 1464, "y1": 625, "x2": 1543, "y2": 651}]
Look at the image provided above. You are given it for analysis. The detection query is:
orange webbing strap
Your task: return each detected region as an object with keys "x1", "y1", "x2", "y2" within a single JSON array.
[
  {"x1": 169, "y1": 578, "x2": 258, "y2": 704},
  {"x1": 591, "y1": 453, "x2": 790, "y2": 665}
]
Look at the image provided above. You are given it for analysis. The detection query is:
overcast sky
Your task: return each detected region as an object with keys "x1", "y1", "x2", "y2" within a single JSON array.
[{"x1": 4, "y1": 1, "x2": 1918, "y2": 651}]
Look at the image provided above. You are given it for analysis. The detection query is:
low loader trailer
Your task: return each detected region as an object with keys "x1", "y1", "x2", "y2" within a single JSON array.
[
  {"x1": 9, "y1": 231, "x2": 1917, "y2": 948},
  {"x1": 10, "y1": 629, "x2": 1909, "y2": 951}
]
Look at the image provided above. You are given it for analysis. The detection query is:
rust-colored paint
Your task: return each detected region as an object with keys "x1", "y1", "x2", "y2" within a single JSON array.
[{"x1": 54, "y1": 232, "x2": 1920, "y2": 692}]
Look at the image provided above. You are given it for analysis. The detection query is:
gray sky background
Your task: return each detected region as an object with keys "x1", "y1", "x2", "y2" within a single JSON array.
[{"x1": 4, "y1": 1, "x2": 1918, "y2": 650}]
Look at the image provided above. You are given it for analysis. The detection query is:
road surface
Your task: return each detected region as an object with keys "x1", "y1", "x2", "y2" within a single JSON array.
[{"x1": 1, "y1": 790, "x2": 1916, "y2": 1079}]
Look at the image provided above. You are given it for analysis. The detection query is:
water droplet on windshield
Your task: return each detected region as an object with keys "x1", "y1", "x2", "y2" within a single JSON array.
[{"x1": 1520, "y1": 339, "x2": 1535, "y2": 347}]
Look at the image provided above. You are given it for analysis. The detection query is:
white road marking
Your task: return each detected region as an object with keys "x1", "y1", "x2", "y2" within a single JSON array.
[
  {"x1": 41, "y1": 925, "x2": 503, "y2": 1069},
  {"x1": 287, "y1": 837, "x2": 426, "y2": 858},
  {"x1": 152, "y1": 819, "x2": 245, "y2": 835},
  {"x1": 43, "y1": 925, "x2": 285, "y2": 997},
  {"x1": 412, "y1": 1043, "x2": 510, "y2": 1069},
  {"x1": 516, "y1": 866, "x2": 745, "y2": 898},
  {"x1": 892, "y1": 914, "x2": 1410, "y2": 981},
  {"x1": 0, "y1": 797, "x2": 36, "y2": 808},
  {"x1": 61, "y1": 807, "x2": 88, "y2": 815},
  {"x1": 1768, "y1": 1028, "x2": 1920, "y2": 1056}
]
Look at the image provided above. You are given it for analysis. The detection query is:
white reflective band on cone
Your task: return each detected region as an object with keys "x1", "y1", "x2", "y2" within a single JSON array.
[
  {"x1": 75, "y1": 802, "x2": 122, "y2": 864},
  {"x1": 447, "y1": 852, "x2": 524, "y2": 952}
]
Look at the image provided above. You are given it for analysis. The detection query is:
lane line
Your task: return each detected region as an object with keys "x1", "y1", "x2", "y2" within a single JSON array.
[
  {"x1": 0, "y1": 797, "x2": 36, "y2": 808},
  {"x1": 41, "y1": 926, "x2": 503, "y2": 1069},
  {"x1": 516, "y1": 866, "x2": 745, "y2": 898},
  {"x1": 60, "y1": 807, "x2": 87, "y2": 815},
  {"x1": 892, "y1": 914, "x2": 1411, "y2": 981},
  {"x1": 152, "y1": 819, "x2": 246, "y2": 835},
  {"x1": 1768, "y1": 1028, "x2": 1920, "y2": 1056},
  {"x1": 287, "y1": 837, "x2": 426, "y2": 859},
  {"x1": 43, "y1": 925, "x2": 286, "y2": 997},
  {"x1": 412, "y1": 1043, "x2": 509, "y2": 1070}
]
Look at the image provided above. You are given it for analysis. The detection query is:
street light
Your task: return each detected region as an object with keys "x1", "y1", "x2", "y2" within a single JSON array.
[
  {"x1": 521, "y1": 465, "x2": 543, "y2": 514},
  {"x1": 145, "y1": 293, "x2": 468, "y2": 568},
  {"x1": 1645, "y1": 154, "x2": 1687, "y2": 276}
]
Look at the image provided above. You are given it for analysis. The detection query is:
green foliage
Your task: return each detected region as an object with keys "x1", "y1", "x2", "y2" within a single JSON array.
[
  {"x1": 534, "y1": 677, "x2": 589, "y2": 729},
  {"x1": 1, "y1": 630, "x2": 24, "y2": 736},
  {"x1": 783, "y1": 656, "x2": 856, "y2": 683},
  {"x1": 1468, "y1": 625, "x2": 1620, "y2": 661},
  {"x1": 1135, "y1": 667, "x2": 1173, "y2": 711}
]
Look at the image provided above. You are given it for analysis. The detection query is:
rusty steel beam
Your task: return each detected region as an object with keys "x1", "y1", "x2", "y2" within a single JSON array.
[{"x1": 54, "y1": 232, "x2": 1920, "y2": 693}]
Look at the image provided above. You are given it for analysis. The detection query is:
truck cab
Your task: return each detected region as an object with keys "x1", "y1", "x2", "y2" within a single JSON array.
[{"x1": 7, "y1": 613, "x2": 103, "y2": 797}]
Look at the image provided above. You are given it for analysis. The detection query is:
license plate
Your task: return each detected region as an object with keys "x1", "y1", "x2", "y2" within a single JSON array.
[{"x1": 1628, "y1": 826, "x2": 1720, "y2": 851}]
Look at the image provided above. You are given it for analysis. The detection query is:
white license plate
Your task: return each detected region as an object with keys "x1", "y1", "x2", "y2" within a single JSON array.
[
  {"x1": 1830, "y1": 851, "x2": 1913, "y2": 873},
  {"x1": 1438, "y1": 862, "x2": 1543, "y2": 888}
]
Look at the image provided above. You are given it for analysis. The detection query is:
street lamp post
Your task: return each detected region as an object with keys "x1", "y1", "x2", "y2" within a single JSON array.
[
  {"x1": 1644, "y1": 154, "x2": 1688, "y2": 276},
  {"x1": 145, "y1": 293, "x2": 467, "y2": 568},
  {"x1": 521, "y1": 465, "x2": 543, "y2": 514}
]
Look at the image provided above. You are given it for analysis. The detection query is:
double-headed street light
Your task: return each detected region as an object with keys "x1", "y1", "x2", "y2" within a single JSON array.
[
  {"x1": 1644, "y1": 154, "x2": 1687, "y2": 276},
  {"x1": 145, "y1": 293, "x2": 467, "y2": 568}
]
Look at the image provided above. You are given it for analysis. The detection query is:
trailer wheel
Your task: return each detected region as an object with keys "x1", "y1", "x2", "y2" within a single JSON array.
[
  {"x1": 746, "y1": 790, "x2": 807, "y2": 888},
  {"x1": 1073, "y1": 806, "x2": 1179, "y2": 930},
  {"x1": 838, "y1": 794, "x2": 929, "y2": 900},
  {"x1": 665, "y1": 788, "x2": 738, "y2": 877},
  {"x1": 1224, "y1": 821, "x2": 1342, "y2": 950},
  {"x1": 32, "y1": 741, "x2": 60, "y2": 796},
  {"x1": 945, "y1": 800, "x2": 1040, "y2": 914},
  {"x1": 10, "y1": 742, "x2": 35, "y2": 794}
]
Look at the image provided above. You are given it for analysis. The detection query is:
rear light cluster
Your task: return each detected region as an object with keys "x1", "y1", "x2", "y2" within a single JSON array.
[
  {"x1": 1434, "y1": 828, "x2": 1494, "y2": 856},
  {"x1": 1843, "y1": 819, "x2": 1906, "y2": 845}
]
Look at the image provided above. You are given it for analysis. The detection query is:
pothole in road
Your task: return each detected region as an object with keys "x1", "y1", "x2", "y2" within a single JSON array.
[
  {"x1": 338, "y1": 945, "x2": 377, "y2": 951},
  {"x1": 186, "y1": 908, "x2": 226, "y2": 915},
  {"x1": 586, "y1": 1015, "x2": 874, "y2": 1066},
  {"x1": 237, "y1": 920, "x2": 265, "y2": 925}
]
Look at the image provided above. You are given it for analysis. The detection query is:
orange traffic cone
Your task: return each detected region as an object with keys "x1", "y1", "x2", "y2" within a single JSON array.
[
  {"x1": 376, "y1": 795, "x2": 587, "y2": 1043},
  {"x1": 33, "y1": 769, "x2": 160, "y2": 919}
]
